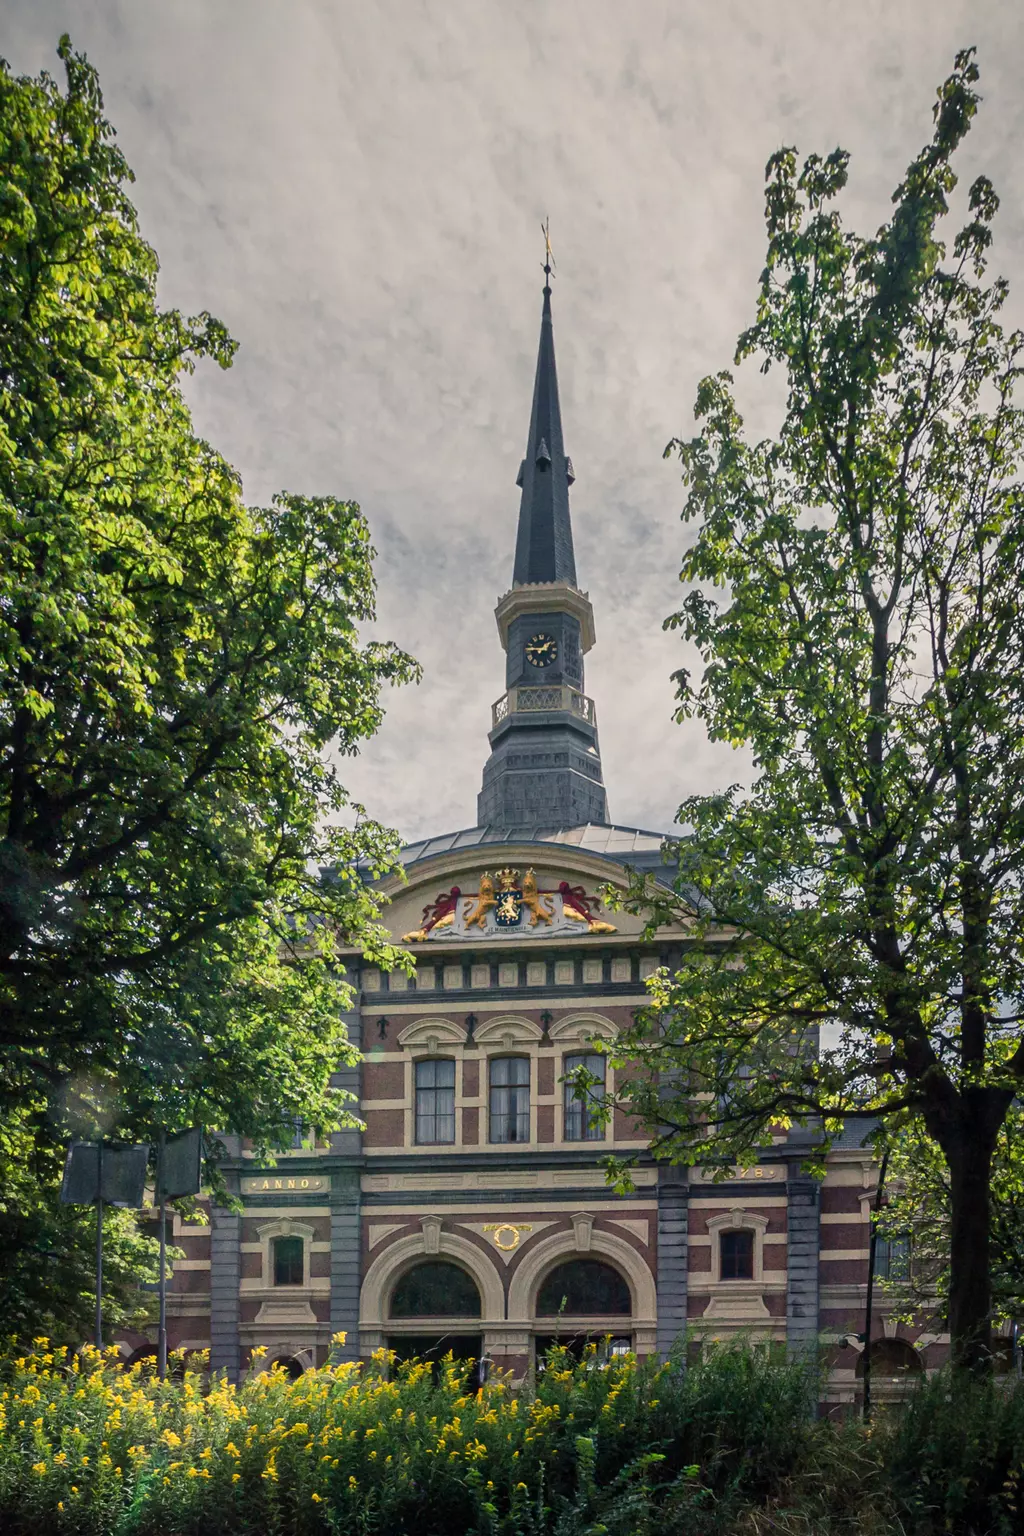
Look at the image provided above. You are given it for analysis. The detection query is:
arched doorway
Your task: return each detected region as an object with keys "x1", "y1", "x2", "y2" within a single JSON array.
[
  {"x1": 387, "y1": 1259, "x2": 482, "y2": 1376},
  {"x1": 855, "y1": 1338, "x2": 923, "y2": 1379},
  {"x1": 855, "y1": 1337, "x2": 923, "y2": 1401},
  {"x1": 534, "y1": 1257, "x2": 633, "y2": 1368},
  {"x1": 269, "y1": 1355, "x2": 306, "y2": 1380}
]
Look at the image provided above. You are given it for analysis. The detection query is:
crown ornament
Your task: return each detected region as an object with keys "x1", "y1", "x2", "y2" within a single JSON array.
[{"x1": 495, "y1": 867, "x2": 520, "y2": 891}]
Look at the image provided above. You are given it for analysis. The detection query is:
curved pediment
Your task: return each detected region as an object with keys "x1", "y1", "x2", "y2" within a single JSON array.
[{"x1": 379, "y1": 846, "x2": 649, "y2": 947}]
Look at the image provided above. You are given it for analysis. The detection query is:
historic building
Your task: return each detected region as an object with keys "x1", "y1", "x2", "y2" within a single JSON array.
[{"x1": 141, "y1": 273, "x2": 945, "y2": 1408}]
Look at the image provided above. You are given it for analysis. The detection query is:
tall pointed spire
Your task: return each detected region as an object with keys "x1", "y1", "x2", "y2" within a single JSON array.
[
  {"x1": 512, "y1": 277, "x2": 577, "y2": 588},
  {"x1": 476, "y1": 256, "x2": 609, "y2": 831}
]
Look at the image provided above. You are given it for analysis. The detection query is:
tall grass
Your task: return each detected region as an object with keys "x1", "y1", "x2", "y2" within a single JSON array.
[{"x1": 0, "y1": 1337, "x2": 1021, "y2": 1534}]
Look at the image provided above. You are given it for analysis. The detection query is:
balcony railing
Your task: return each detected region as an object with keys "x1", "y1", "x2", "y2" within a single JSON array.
[{"x1": 491, "y1": 685, "x2": 597, "y2": 728}]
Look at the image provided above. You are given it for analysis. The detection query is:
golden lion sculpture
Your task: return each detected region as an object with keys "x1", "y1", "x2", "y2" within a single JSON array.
[{"x1": 463, "y1": 873, "x2": 496, "y2": 930}]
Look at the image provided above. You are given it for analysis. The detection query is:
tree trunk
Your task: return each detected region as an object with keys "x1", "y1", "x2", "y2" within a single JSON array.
[{"x1": 945, "y1": 1122, "x2": 995, "y2": 1372}]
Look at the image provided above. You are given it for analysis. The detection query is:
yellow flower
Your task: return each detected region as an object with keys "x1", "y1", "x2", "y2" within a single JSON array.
[
  {"x1": 31, "y1": 1462, "x2": 46, "y2": 1475},
  {"x1": 232, "y1": 1473, "x2": 241, "y2": 1484},
  {"x1": 311, "y1": 1493, "x2": 322, "y2": 1503}
]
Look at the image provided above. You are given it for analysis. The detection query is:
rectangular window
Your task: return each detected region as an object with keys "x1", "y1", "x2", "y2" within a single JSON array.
[
  {"x1": 415, "y1": 1058, "x2": 456, "y2": 1145},
  {"x1": 489, "y1": 1056, "x2": 530, "y2": 1143},
  {"x1": 272, "y1": 1235, "x2": 304, "y2": 1286},
  {"x1": 719, "y1": 1229, "x2": 754, "y2": 1280},
  {"x1": 563, "y1": 1052, "x2": 606, "y2": 1141},
  {"x1": 876, "y1": 1234, "x2": 911, "y2": 1282}
]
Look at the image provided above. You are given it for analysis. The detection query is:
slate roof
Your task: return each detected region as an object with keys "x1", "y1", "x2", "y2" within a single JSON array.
[
  {"x1": 512, "y1": 283, "x2": 577, "y2": 587},
  {"x1": 395, "y1": 821, "x2": 674, "y2": 881}
]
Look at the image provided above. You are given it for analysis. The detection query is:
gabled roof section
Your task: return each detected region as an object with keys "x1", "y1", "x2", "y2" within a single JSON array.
[{"x1": 512, "y1": 282, "x2": 578, "y2": 587}]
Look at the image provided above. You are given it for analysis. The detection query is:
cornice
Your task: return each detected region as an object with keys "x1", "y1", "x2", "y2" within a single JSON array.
[{"x1": 494, "y1": 582, "x2": 596, "y2": 652}]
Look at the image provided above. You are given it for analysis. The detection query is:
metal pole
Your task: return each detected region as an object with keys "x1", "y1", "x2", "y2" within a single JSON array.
[
  {"x1": 862, "y1": 1147, "x2": 890, "y2": 1424},
  {"x1": 158, "y1": 1128, "x2": 168, "y2": 1380},
  {"x1": 94, "y1": 1140, "x2": 104, "y2": 1351}
]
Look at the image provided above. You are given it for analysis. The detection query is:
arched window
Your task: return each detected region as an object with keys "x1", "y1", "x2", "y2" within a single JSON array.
[
  {"x1": 489, "y1": 1056, "x2": 530, "y2": 1143},
  {"x1": 389, "y1": 1261, "x2": 482, "y2": 1319},
  {"x1": 415, "y1": 1058, "x2": 456, "y2": 1144},
  {"x1": 272, "y1": 1234, "x2": 304, "y2": 1286},
  {"x1": 563, "y1": 1052, "x2": 605, "y2": 1141},
  {"x1": 536, "y1": 1259, "x2": 631, "y2": 1316}
]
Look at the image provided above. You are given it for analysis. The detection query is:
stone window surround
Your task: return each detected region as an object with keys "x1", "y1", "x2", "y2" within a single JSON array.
[
  {"x1": 388, "y1": 1014, "x2": 620, "y2": 1151},
  {"x1": 706, "y1": 1209, "x2": 770, "y2": 1285},
  {"x1": 255, "y1": 1218, "x2": 318, "y2": 1291},
  {"x1": 695, "y1": 1209, "x2": 773, "y2": 1324}
]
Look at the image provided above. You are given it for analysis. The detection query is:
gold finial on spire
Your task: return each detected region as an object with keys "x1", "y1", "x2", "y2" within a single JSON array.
[{"x1": 541, "y1": 216, "x2": 555, "y2": 285}]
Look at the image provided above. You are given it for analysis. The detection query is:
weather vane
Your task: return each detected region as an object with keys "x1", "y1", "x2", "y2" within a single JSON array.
[{"x1": 541, "y1": 216, "x2": 555, "y2": 284}]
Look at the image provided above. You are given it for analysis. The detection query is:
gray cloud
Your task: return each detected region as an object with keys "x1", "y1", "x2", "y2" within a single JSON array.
[{"x1": 7, "y1": 0, "x2": 1024, "y2": 839}]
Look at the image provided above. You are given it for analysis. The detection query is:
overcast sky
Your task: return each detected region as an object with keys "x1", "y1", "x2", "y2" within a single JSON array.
[{"x1": 8, "y1": 2, "x2": 1024, "y2": 842}]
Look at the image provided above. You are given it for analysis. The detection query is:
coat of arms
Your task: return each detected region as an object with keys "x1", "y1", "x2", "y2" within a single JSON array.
[
  {"x1": 493, "y1": 868, "x2": 523, "y2": 927},
  {"x1": 401, "y1": 867, "x2": 616, "y2": 941}
]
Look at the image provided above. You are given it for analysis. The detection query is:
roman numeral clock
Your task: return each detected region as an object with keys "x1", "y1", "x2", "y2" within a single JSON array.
[{"x1": 525, "y1": 633, "x2": 557, "y2": 668}]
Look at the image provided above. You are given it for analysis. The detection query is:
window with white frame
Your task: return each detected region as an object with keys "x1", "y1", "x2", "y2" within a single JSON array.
[
  {"x1": 489, "y1": 1056, "x2": 530, "y2": 1143},
  {"x1": 563, "y1": 1052, "x2": 606, "y2": 1141},
  {"x1": 415, "y1": 1058, "x2": 456, "y2": 1144}
]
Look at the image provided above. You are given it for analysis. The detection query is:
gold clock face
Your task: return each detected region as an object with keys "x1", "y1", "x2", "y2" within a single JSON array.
[{"x1": 525, "y1": 633, "x2": 557, "y2": 668}]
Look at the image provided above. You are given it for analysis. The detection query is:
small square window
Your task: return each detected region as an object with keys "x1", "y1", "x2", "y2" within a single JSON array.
[
  {"x1": 272, "y1": 1235, "x2": 304, "y2": 1287},
  {"x1": 719, "y1": 1229, "x2": 754, "y2": 1281}
]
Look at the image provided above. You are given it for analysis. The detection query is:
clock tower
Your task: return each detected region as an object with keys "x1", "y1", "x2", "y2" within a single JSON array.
[{"x1": 477, "y1": 275, "x2": 609, "y2": 830}]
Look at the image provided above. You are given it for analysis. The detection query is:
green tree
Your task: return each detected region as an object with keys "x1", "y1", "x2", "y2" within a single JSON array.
[
  {"x1": 876, "y1": 1109, "x2": 1024, "y2": 1332},
  {"x1": 607, "y1": 51, "x2": 1024, "y2": 1370},
  {"x1": 0, "y1": 31, "x2": 418, "y2": 1321}
]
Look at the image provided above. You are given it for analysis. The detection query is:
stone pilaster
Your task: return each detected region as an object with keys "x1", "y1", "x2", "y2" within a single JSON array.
[
  {"x1": 656, "y1": 1166, "x2": 689, "y2": 1360},
  {"x1": 209, "y1": 1197, "x2": 241, "y2": 1382},
  {"x1": 786, "y1": 1165, "x2": 821, "y2": 1357}
]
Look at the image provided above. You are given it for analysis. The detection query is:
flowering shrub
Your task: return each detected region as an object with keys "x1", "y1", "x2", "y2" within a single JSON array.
[
  {"x1": 0, "y1": 1337, "x2": 818, "y2": 1535},
  {"x1": 4, "y1": 1337, "x2": 1024, "y2": 1533}
]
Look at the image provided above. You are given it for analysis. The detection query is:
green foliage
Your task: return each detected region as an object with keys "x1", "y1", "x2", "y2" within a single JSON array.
[
  {"x1": 4, "y1": 1339, "x2": 1024, "y2": 1535},
  {"x1": 0, "y1": 1107, "x2": 173, "y2": 1345},
  {"x1": 0, "y1": 1339, "x2": 818, "y2": 1536},
  {"x1": 605, "y1": 49, "x2": 1024, "y2": 1367},
  {"x1": 878, "y1": 1108, "x2": 1024, "y2": 1327},
  {"x1": 0, "y1": 32, "x2": 419, "y2": 1249},
  {"x1": 882, "y1": 1370, "x2": 1024, "y2": 1535}
]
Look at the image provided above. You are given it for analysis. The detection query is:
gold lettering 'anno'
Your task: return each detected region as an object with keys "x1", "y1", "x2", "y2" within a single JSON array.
[{"x1": 257, "y1": 1177, "x2": 318, "y2": 1191}]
